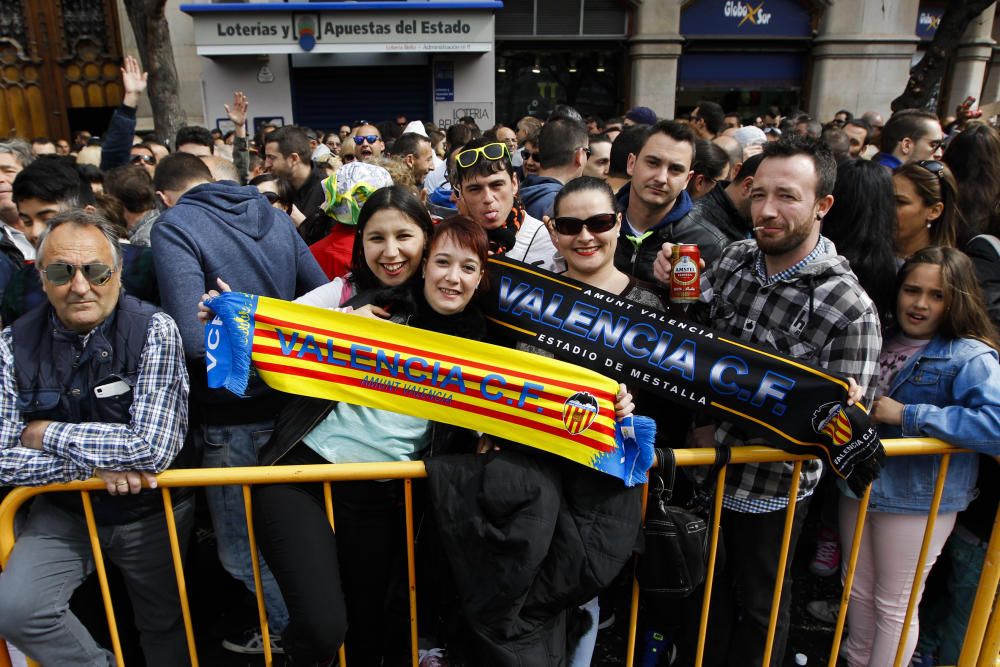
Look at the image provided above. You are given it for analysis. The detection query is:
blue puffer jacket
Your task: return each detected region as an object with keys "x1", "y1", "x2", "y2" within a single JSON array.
[{"x1": 864, "y1": 335, "x2": 1000, "y2": 514}]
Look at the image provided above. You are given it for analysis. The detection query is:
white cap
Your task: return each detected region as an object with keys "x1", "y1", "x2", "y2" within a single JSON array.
[
  {"x1": 732, "y1": 126, "x2": 767, "y2": 148},
  {"x1": 403, "y1": 120, "x2": 428, "y2": 138}
]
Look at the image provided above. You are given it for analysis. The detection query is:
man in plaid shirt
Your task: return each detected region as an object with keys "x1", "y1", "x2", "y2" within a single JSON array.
[
  {"x1": 0, "y1": 211, "x2": 192, "y2": 666},
  {"x1": 655, "y1": 136, "x2": 881, "y2": 667}
]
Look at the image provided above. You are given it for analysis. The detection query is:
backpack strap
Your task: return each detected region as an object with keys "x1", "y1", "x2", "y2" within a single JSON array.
[{"x1": 970, "y1": 234, "x2": 1000, "y2": 258}]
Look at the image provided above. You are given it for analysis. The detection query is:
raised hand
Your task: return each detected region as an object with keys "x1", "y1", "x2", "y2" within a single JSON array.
[{"x1": 121, "y1": 55, "x2": 148, "y2": 108}]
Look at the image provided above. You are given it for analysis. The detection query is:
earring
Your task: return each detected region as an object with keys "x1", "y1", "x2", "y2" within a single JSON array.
[{"x1": 926, "y1": 222, "x2": 932, "y2": 228}]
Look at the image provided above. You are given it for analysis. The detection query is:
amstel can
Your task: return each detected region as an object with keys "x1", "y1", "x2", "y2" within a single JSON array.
[{"x1": 670, "y1": 244, "x2": 701, "y2": 303}]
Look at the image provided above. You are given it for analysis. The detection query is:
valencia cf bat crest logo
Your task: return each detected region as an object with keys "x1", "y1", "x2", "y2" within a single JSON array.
[
  {"x1": 812, "y1": 402, "x2": 853, "y2": 446},
  {"x1": 562, "y1": 392, "x2": 600, "y2": 435}
]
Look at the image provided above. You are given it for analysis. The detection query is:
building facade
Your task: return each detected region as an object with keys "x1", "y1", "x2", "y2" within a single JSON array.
[{"x1": 0, "y1": 0, "x2": 998, "y2": 139}]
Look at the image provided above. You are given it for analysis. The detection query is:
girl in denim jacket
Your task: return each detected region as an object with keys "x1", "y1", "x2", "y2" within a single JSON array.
[{"x1": 839, "y1": 246, "x2": 1000, "y2": 667}]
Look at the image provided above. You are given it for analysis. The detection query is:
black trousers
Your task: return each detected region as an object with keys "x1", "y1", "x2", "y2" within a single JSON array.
[
  {"x1": 697, "y1": 498, "x2": 811, "y2": 667},
  {"x1": 253, "y1": 444, "x2": 410, "y2": 666}
]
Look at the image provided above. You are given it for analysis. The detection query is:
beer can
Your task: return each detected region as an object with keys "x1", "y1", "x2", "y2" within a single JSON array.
[{"x1": 670, "y1": 244, "x2": 701, "y2": 303}]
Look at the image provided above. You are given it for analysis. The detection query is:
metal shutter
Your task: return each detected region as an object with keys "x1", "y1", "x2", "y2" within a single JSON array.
[{"x1": 290, "y1": 64, "x2": 432, "y2": 129}]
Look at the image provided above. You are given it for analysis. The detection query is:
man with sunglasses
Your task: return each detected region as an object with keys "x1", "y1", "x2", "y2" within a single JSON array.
[
  {"x1": 351, "y1": 124, "x2": 385, "y2": 163},
  {"x1": 129, "y1": 144, "x2": 157, "y2": 178},
  {"x1": 1, "y1": 158, "x2": 160, "y2": 325},
  {"x1": 451, "y1": 137, "x2": 556, "y2": 267},
  {"x1": 519, "y1": 118, "x2": 590, "y2": 220},
  {"x1": 264, "y1": 125, "x2": 326, "y2": 219},
  {"x1": 0, "y1": 209, "x2": 195, "y2": 666}
]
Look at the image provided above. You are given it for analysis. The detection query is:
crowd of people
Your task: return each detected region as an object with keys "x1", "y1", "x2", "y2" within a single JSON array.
[{"x1": 0, "y1": 52, "x2": 996, "y2": 667}]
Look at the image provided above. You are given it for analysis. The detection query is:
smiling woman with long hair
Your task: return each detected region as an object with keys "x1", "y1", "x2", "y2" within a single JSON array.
[{"x1": 250, "y1": 216, "x2": 492, "y2": 667}]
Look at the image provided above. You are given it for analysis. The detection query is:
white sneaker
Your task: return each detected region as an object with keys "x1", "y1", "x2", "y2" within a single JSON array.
[{"x1": 221, "y1": 627, "x2": 285, "y2": 655}]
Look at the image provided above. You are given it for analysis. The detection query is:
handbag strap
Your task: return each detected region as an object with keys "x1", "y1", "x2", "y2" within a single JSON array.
[
  {"x1": 653, "y1": 447, "x2": 676, "y2": 503},
  {"x1": 653, "y1": 445, "x2": 732, "y2": 511}
]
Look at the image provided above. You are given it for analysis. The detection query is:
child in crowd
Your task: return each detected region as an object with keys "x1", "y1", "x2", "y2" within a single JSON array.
[{"x1": 838, "y1": 246, "x2": 1000, "y2": 667}]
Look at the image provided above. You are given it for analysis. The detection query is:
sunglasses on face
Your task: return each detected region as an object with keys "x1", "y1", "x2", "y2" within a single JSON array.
[
  {"x1": 456, "y1": 142, "x2": 509, "y2": 168},
  {"x1": 353, "y1": 135, "x2": 380, "y2": 145},
  {"x1": 552, "y1": 213, "x2": 618, "y2": 236},
  {"x1": 523, "y1": 151, "x2": 541, "y2": 162},
  {"x1": 41, "y1": 262, "x2": 116, "y2": 286},
  {"x1": 917, "y1": 159, "x2": 945, "y2": 178},
  {"x1": 130, "y1": 154, "x2": 155, "y2": 166}
]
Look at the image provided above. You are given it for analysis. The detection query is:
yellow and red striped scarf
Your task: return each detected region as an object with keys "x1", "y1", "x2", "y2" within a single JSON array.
[{"x1": 205, "y1": 293, "x2": 654, "y2": 485}]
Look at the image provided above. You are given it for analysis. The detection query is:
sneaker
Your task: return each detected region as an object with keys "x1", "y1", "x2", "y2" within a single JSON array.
[
  {"x1": 221, "y1": 627, "x2": 285, "y2": 655},
  {"x1": 809, "y1": 528, "x2": 841, "y2": 577},
  {"x1": 418, "y1": 647, "x2": 448, "y2": 667},
  {"x1": 805, "y1": 599, "x2": 841, "y2": 625},
  {"x1": 910, "y1": 650, "x2": 935, "y2": 667}
]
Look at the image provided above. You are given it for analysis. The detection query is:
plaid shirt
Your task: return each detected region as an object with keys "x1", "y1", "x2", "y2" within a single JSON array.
[
  {"x1": 0, "y1": 311, "x2": 189, "y2": 485},
  {"x1": 701, "y1": 238, "x2": 882, "y2": 505}
]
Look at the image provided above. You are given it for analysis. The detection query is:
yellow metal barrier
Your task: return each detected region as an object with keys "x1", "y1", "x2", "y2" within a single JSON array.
[{"x1": 0, "y1": 439, "x2": 996, "y2": 667}]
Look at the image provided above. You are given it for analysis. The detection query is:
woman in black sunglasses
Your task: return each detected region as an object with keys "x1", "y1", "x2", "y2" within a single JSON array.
[
  {"x1": 249, "y1": 173, "x2": 304, "y2": 227},
  {"x1": 510, "y1": 176, "x2": 679, "y2": 665},
  {"x1": 545, "y1": 177, "x2": 666, "y2": 310}
]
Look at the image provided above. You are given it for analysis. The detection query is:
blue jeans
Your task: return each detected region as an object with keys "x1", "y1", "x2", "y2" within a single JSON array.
[
  {"x1": 0, "y1": 495, "x2": 194, "y2": 667},
  {"x1": 199, "y1": 420, "x2": 290, "y2": 633},
  {"x1": 917, "y1": 531, "x2": 987, "y2": 663}
]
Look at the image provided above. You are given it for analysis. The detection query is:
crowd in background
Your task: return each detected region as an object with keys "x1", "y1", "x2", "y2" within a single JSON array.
[{"x1": 0, "y1": 53, "x2": 996, "y2": 667}]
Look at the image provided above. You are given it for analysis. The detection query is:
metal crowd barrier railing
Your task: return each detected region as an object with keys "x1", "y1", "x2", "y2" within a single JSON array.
[{"x1": 0, "y1": 438, "x2": 997, "y2": 667}]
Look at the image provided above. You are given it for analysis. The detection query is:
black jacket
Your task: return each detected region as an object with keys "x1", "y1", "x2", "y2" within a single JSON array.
[
  {"x1": 967, "y1": 234, "x2": 1000, "y2": 327},
  {"x1": 613, "y1": 184, "x2": 694, "y2": 284},
  {"x1": 677, "y1": 182, "x2": 750, "y2": 269},
  {"x1": 425, "y1": 449, "x2": 643, "y2": 665}
]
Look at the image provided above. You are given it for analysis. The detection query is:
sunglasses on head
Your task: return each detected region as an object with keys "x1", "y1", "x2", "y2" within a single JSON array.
[
  {"x1": 917, "y1": 159, "x2": 945, "y2": 178},
  {"x1": 552, "y1": 213, "x2": 617, "y2": 236},
  {"x1": 41, "y1": 262, "x2": 115, "y2": 287},
  {"x1": 456, "y1": 142, "x2": 509, "y2": 169},
  {"x1": 353, "y1": 135, "x2": 380, "y2": 145},
  {"x1": 130, "y1": 154, "x2": 155, "y2": 165}
]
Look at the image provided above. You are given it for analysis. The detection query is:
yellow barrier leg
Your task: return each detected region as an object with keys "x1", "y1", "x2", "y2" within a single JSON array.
[
  {"x1": 893, "y1": 454, "x2": 951, "y2": 667},
  {"x1": 959, "y1": 497, "x2": 1000, "y2": 667},
  {"x1": 625, "y1": 482, "x2": 649, "y2": 667},
  {"x1": 80, "y1": 491, "x2": 125, "y2": 667},
  {"x1": 162, "y1": 488, "x2": 199, "y2": 667},
  {"x1": 761, "y1": 460, "x2": 802, "y2": 667},
  {"x1": 695, "y1": 465, "x2": 728, "y2": 667},
  {"x1": 0, "y1": 639, "x2": 12, "y2": 667},
  {"x1": 976, "y1": 586, "x2": 1000, "y2": 667},
  {"x1": 404, "y1": 479, "x2": 419, "y2": 667},
  {"x1": 242, "y1": 485, "x2": 273, "y2": 667},
  {"x1": 827, "y1": 485, "x2": 871, "y2": 666},
  {"x1": 323, "y1": 482, "x2": 349, "y2": 667}
]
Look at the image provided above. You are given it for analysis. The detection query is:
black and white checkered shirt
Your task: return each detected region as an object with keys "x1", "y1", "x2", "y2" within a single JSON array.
[{"x1": 702, "y1": 238, "x2": 882, "y2": 508}]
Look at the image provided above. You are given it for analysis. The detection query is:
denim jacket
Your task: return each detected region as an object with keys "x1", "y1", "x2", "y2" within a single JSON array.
[{"x1": 866, "y1": 336, "x2": 1000, "y2": 514}]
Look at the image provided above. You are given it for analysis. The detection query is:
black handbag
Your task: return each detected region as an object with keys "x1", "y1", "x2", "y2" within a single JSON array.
[{"x1": 636, "y1": 446, "x2": 729, "y2": 599}]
